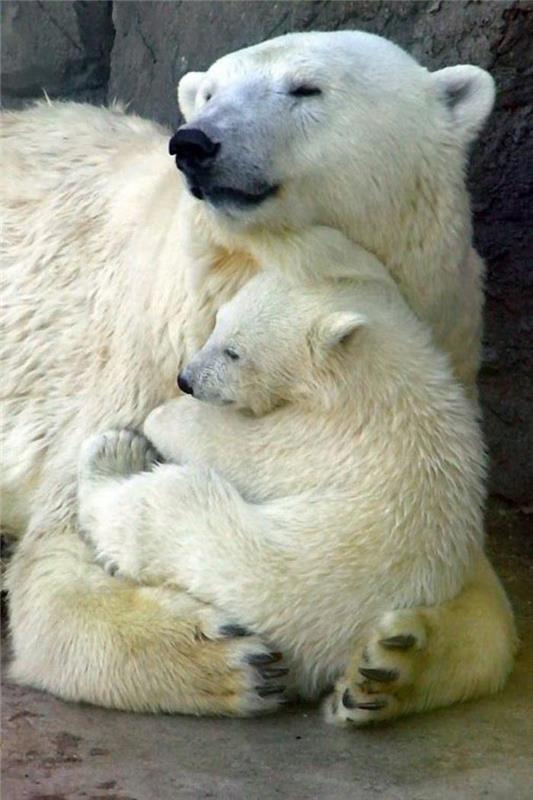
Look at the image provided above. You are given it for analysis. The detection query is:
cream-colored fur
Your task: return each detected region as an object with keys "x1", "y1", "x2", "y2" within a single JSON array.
[
  {"x1": 77, "y1": 245, "x2": 516, "y2": 723},
  {"x1": 326, "y1": 554, "x2": 516, "y2": 725},
  {"x1": 1, "y1": 30, "x2": 515, "y2": 715}
]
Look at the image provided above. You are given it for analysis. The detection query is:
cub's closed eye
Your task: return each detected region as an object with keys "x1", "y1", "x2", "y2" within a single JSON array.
[
  {"x1": 224, "y1": 348, "x2": 240, "y2": 361},
  {"x1": 290, "y1": 85, "x2": 322, "y2": 98}
]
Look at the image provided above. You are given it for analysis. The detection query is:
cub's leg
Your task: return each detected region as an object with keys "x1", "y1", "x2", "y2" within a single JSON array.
[{"x1": 325, "y1": 553, "x2": 517, "y2": 725}]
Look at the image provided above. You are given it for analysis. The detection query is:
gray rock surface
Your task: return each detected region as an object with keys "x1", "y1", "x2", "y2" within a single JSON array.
[
  {"x1": 1, "y1": 0, "x2": 114, "y2": 106},
  {"x1": 1, "y1": 0, "x2": 531, "y2": 505}
]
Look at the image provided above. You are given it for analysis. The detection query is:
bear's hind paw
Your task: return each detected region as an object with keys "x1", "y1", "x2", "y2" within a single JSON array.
[{"x1": 323, "y1": 609, "x2": 428, "y2": 726}]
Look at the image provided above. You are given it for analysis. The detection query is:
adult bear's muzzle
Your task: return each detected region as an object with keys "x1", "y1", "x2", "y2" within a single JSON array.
[
  {"x1": 169, "y1": 125, "x2": 278, "y2": 209},
  {"x1": 169, "y1": 127, "x2": 220, "y2": 178}
]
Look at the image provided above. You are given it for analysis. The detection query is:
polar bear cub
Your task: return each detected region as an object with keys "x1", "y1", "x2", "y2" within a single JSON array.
[{"x1": 78, "y1": 229, "x2": 516, "y2": 724}]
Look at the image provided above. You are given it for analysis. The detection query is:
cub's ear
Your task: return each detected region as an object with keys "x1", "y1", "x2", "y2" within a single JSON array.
[
  {"x1": 311, "y1": 311, "x2": 366, "y2": 354},
  {"x1": 177, "y1": 71, "x2": 205, "y2": 121},
  {"x1": 432, "y1": 65, "x2": 495, "y2": 144}
]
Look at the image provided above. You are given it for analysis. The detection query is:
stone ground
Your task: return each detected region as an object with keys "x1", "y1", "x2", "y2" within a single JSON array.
[{"x1": 2, "y1": 503, "x2": 532, "y2": 800}]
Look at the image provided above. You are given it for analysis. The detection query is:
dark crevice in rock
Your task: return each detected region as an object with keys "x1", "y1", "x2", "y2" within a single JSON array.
[
  {"x1": 134, "y1": 4, "x2": 157, "y2": 66},
  {"x1": 72, "y1": 0, "x2": 115, "y2": 96},
  {"x1": 2, "y1": 0, "x2": 116, "y2": 108}
]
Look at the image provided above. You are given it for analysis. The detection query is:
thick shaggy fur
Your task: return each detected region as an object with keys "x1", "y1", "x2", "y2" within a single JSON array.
[
  {"x1": 78, "y1": 252, "x2": 516, "y2": 723},
  {"x1": 1, "y1": 31, "x2": 515, "y2": 716}
]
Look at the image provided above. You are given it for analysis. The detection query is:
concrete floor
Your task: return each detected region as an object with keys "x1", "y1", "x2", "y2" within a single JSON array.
[{"x1": 2, "y1": 503, "x2": 532, "y2": 800}]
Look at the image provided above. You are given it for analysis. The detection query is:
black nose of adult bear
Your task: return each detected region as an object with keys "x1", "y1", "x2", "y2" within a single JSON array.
[
  {"x1": 169, "y1": 128, "x2": 220, "y2": 173},
  {"x1": 177, "y1": 372, "x2": 194, "y2": 396}
]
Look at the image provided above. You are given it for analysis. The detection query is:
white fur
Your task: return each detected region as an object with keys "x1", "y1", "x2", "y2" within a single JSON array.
[
  {"x1": 79, "y1": 238, "x2": 515, "y2": 719},
  {"x1": 1, "y1": 31, "x2": 513, "y2": 715}
]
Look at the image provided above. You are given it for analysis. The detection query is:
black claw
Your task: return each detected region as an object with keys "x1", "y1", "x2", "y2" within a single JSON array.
[
  {"x1": 342, "y1": 689, "x2": 357, "y2": 709},
  {"x1": 147, "y1": 441, "x2": 165, "y2": 461},
  {"x1": 219, "y1": 624, "x2": 253, "y2": 638},
  {"x1": 256, "y1": 685, "x2": 286, "y2": 697},
  {"x1": 359, "y1": 667, "x2": 398, "y2": 683},
  {"x1": 257, "y1": 667, "x2": 289, "y2": 680},
  {"x1": 379, "y1": 634, "x2": 416, "y2": 650},
  {"x1": 246, "y1": 652, "x2": 283, "y2": 666},
  {"x1": 356, "y1": 700, "x2": 388, "y2": 710}
]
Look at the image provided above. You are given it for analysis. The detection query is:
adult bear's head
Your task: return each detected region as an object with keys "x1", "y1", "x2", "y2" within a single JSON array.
[{"x1": 171, "y1": 30, "x2": 494, "y2": 235}]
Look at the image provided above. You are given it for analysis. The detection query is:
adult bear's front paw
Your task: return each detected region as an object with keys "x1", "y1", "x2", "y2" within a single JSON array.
[{"x1": 193, "y1": 607, "x2": 291, "y2": 716}]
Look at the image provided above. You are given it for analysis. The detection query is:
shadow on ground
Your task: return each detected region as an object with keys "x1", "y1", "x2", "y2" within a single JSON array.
[{"x1": 2, "y1": 502, "x2": 532, "y2": 800}]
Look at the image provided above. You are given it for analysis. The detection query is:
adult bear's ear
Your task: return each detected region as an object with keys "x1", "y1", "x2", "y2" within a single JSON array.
[
  {"x1": 177, "y1": 72, "x2": 205, "y2": 121},
  {"x1": 311, "y1": 312, "x2": 366, "y2": 354},
  {"x1": 432, "y1": 65, "x2": 495, "y2": 143}
]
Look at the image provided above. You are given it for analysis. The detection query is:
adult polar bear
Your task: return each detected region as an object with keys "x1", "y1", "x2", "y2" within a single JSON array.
[{"x1": 1, "y1": 31, "x2": 513, "y2": 715}]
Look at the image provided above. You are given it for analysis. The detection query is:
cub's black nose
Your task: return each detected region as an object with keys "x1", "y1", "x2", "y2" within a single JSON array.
[
  {"x1": 169, "y1": 128, "x2": 220, "y2": 172},
  {"x1": 177, "y1": 372, "x2": 194, "y2": 396}
]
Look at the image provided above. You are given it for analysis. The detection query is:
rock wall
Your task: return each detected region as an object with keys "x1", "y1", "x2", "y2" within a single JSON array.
[
  {"x1": 2, "y1": 0, "x2": 532, "y2": 506},
  {"x1": 2, "y1": 1, "x2": 114, "y2": 106}
]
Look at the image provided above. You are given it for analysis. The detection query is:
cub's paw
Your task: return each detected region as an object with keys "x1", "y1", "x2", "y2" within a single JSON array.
[
  {"x1": 324, "y1": 609, "x2": 428, "y2": 726},
  {"x1": 93, "y1": 549, "x2": 122, "y2": 578},
  {"x1": 79, "y1": 429, "x2": 163, "y2": 483}
]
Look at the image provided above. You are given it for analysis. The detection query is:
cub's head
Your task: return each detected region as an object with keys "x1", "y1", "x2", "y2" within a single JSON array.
[
  {"x1": 170, "y1": 30, "x2": 494, "y2": 231},
  {"x1": 177, "y1": 271, "x2": 376, "y2": 416}
]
